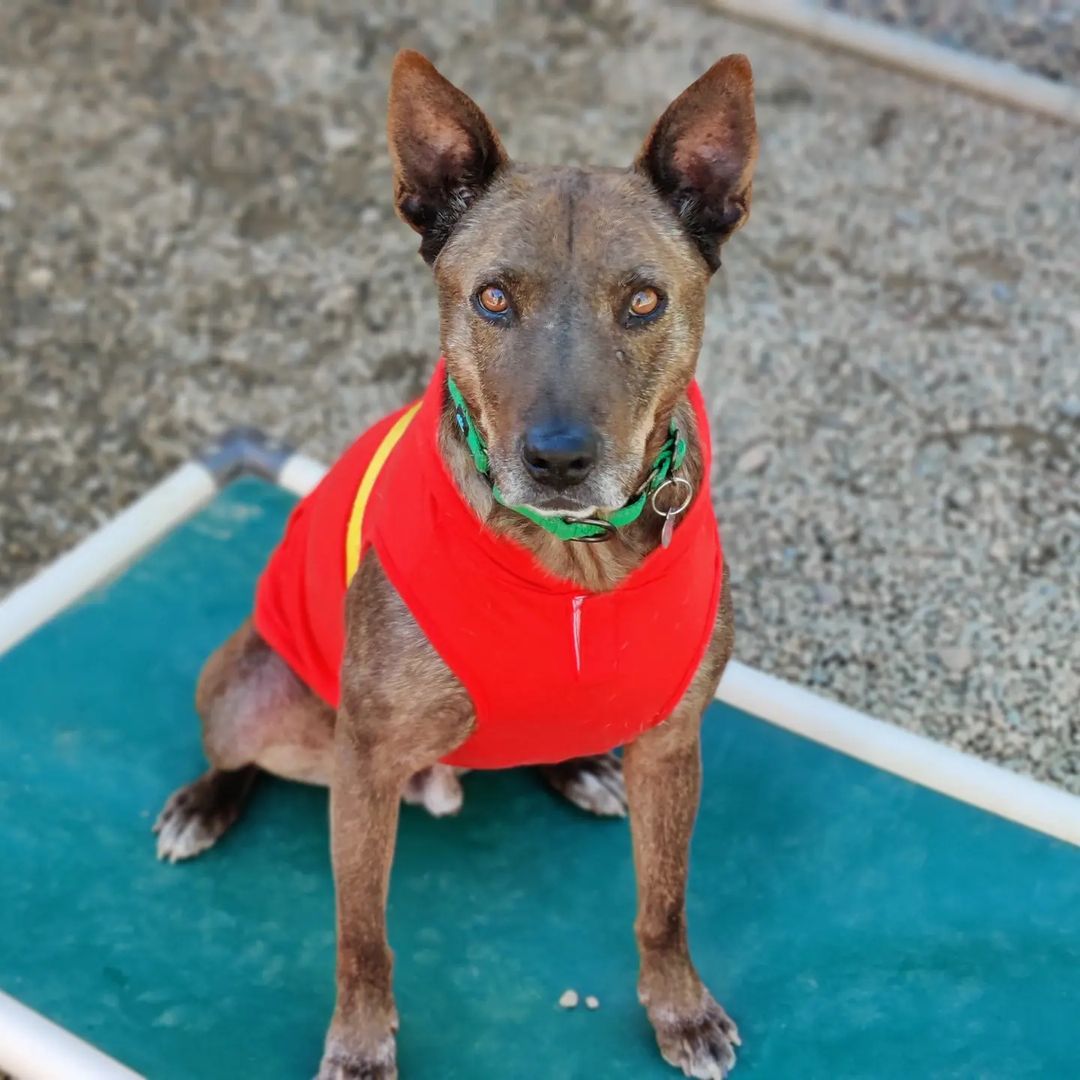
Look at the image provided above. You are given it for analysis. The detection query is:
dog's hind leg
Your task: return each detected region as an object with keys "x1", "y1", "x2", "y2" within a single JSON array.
[
  {"x1": 540, "y1": 752, "x2": 627, "y2": 817},
  {"x1": 155, "y1": 618, "x2": 335, "y2": 862}
]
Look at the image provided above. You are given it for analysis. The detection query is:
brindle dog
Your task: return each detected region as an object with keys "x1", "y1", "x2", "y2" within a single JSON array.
[{"x1": 155, "y1": 50, "x2": 758, "y2": 1080}]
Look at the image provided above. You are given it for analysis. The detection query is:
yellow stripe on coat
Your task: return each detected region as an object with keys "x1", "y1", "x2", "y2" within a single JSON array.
[{"x1": 344, "y1": 401, "x2": 423, "y2": 584}]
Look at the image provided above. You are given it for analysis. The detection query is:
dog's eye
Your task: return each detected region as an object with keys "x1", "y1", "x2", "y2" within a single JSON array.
[
  {"x1": 628, "y1": 287, "x2": 662, "y2": 319},
  {"x1": 476, "y1": 285, "x2": 510, "y2": 316}
]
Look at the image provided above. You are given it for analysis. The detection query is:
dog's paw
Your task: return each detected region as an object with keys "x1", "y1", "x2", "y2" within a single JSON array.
[
  {"x1": 316, "y1": 1035, "x2": 397, "y2": 1080},
  {"x1": 649, "y1": 993, "x2": 741, "y2": 1079},
  {"x1": 402, "y1": 764, "x2": 464, "y2": 817},
  {"x1": 153, "y1": 768, "x2": 255, "y2": 862},
  {"x1": 541, "y1": 752, "x2": 627, "y2": 817}
]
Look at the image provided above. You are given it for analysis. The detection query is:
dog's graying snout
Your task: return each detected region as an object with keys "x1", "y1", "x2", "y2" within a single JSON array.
[{"x1": 521, "y1": 421, "x2": 599, "y2": 488}]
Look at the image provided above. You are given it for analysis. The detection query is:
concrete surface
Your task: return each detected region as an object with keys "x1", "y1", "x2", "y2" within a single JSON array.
[{"x1": 1, "y1": 1, "x2": 1077, "y2": 792}]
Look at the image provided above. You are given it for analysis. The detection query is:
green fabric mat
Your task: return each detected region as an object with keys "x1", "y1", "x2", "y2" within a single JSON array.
[{"x1": 1, "y1": 478, "x2": 1077, "y2": 1079}]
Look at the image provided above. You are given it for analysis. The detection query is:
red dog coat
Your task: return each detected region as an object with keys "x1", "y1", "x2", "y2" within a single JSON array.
[{"x1": 254, "y1": 358, "x2": 723, "y2": 769}]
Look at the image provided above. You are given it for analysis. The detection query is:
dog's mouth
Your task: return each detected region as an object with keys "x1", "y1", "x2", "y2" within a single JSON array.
[
  {"x1": 486, "y1": 430, "x2": 646, "y2": 520},
  {"x1": 524, "y1": 497, "x2": 600, "y2": 518},
  {"x1": 493, "y1": 457, "x2": 640, "y2": 521}
]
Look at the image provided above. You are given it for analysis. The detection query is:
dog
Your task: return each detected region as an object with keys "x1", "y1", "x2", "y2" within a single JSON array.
[{"x1": 155, "y1": 49, "x2": 758, "y2": 1079}]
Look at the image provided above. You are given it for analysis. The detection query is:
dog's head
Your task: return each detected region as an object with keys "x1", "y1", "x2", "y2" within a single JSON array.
[{"x1": 388, "y1": 51, "x2": 757, "y2": 516}]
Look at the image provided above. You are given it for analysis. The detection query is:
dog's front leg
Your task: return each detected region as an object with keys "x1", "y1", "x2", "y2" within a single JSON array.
[
  {"x1": 318, "y1": 714, "x2": 408, "y2": 1080},
  {"x1": 319, "y1": 696, "x2": 472, "y2": 1079},
  {"x1": 318, "y1": 563, "x2": 474, "y2": 1080},
  {"x1": 624, "y1": 706, "x2": 739, "y2": 1080}
]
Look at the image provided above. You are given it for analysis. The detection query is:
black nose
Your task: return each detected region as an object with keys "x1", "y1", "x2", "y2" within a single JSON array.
[{"x1": 522, "y1": 421, "x2": 599, "y2": 488}]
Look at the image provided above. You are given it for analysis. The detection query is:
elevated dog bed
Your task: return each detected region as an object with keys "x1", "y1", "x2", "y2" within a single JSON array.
[{"x1": 1, "y1": 452, "x2": 1078, "y2": 1079}]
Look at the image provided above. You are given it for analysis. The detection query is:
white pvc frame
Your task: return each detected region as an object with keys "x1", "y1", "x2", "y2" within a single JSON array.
[
  {"x1": 0, "y1": 993, "x2": 143, "y2": 1080},
  {"x1": 713, "y1": 0, "x2": 1080, "y2": 125},
  {"x1": 1, "y1": 449, "x2": 1078, "y2": 1078}
]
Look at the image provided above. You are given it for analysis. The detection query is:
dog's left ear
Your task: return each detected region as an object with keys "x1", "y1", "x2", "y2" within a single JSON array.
[
  {"x1": 636, "y1": 55, "x2": 758, "y2": 272},
  {"x1": 388, "y1": 50, "x2": 509, "y2": 263}
]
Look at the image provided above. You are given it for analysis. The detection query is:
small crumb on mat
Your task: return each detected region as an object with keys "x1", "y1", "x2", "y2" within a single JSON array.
[
  {"x1": 558, "y1": 989, "x2": 579, "y2": 1009},
  {"x1": 585, "y1": 995, "x2": 600, "y2": 1009}
]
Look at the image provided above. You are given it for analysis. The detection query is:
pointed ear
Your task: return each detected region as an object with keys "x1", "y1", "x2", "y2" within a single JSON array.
[
  {"x1": 387, "y1": 50, "x2": 509, "y2": 263},
  {"x1": 635, "y1": 55, "x2": 758, "y2": 271}
]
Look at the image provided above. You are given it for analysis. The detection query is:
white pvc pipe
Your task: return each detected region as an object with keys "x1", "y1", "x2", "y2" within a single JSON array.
[
  {"x1": 277, "y1": 452, "x2": 328, "y2": 497},
  {"x1": 717, "y1": 660, "x2": 1080, "y2": 847},
  {"x1": 0, "y1": 462, "x2": 217, "y2": 658},
  {"x1": 0, "y1": 992, "x2": 144, "y2": 1080},
  {"x1": 714, "y1": 0, "x2": 1080, "y2": 125}
]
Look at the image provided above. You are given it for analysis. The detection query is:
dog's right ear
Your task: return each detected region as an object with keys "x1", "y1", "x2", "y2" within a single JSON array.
[{"x1": 388, "y1": 50, "x2": 508, "y2": 264}]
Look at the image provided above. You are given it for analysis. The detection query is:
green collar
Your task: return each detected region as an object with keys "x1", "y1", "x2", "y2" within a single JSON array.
[{"x1": 447, "y1": 375, "x2": 687, "y2": 542}]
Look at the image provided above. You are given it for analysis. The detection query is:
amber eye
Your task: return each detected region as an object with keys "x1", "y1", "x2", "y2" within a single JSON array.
[
  {"x1": 477, "y1": 285, "x2": 509, "y2": 315},
  {"x1": 629, "y1": 287, "x2": 661, "y2": 318}
]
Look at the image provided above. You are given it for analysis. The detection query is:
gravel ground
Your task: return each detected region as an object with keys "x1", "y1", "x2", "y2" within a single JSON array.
[
  {"x1": 1, "y1": 1, "x2": 1077, "y2": 791},
  {"x1": 825, "y1": 0, "x2": 1080, "y2": 84}
]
